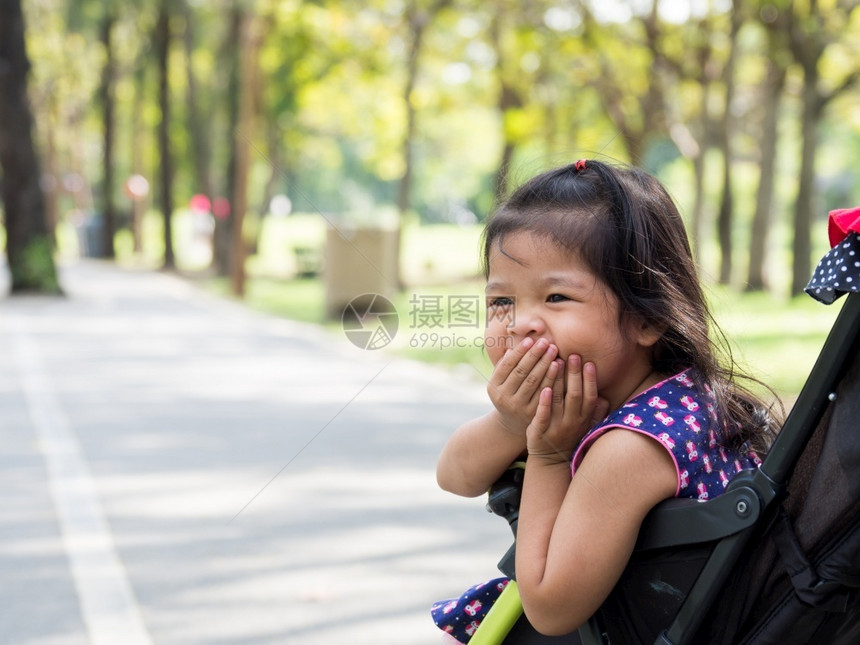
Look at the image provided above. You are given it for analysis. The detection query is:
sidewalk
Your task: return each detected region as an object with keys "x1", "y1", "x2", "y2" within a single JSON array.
[{"x1": 0, "y1": 260, "x2": 510, "y2": 645}]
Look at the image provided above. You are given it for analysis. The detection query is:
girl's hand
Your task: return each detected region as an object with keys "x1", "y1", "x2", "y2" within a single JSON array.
[
  {"x1": 487, "y1": 337, "x2": 560, "y2": 436},
  {"x1": 526, "y1": 355, "x2": 610, "y2": 464}
]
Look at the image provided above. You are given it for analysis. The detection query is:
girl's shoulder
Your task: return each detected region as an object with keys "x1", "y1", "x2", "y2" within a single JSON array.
[
  {"x1": 576, "y1": 369, "x2": 714, "y2": 453},
  {"x1": 573, "y1": 369, "x2": 759, "y2": 499}
]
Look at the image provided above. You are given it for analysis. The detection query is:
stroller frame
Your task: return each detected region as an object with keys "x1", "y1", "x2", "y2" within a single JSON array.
[{"x1": 476, "y1": 291, "x2": 860, "y2": 645}]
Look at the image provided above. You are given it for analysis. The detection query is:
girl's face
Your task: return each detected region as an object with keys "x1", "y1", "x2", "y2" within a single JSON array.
[{"x1": 484, "y1": 231, "x2": 659, "y2": 410}]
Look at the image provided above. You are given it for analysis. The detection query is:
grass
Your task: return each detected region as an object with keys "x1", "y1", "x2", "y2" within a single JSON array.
[
  {"x1": 190, "y1": 217, "x2": 842, "y2": 401},
  {"x1": 705, "y1": 286, "x2": 843, "y2": 402},
  {"x1": 206, "y1": 270, "x2": 842, "y2": 403},
  {"x1": 53, "y1": 211, "x2": 841, "y2": 401}
]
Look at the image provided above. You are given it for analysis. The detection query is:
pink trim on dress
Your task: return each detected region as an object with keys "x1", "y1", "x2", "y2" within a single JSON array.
[
  {"x1": 570, "y1": 425, "x2": 682, "y2": 497},
  {"x1": 570, "y1": 368, "x2": 694, "y2": 498}
]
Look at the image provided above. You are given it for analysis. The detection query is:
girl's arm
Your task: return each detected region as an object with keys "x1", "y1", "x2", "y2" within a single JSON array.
[
  {"x1": 437, "y1": 337, "x2": 561, "y2": 497},
  {"x1": 515, "y1": 359, "x2": 676, "y2": 635},
  {"x1": 436, "y1": 409, "x2": 528, "y2": 497}
]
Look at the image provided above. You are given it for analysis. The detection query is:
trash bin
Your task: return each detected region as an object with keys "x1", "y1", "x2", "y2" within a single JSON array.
[
  {"x1": 74, "y1": 212, "x2": 104, "y2": 258},
  {"x1": 324, "y1": 226, "x2": 399, "y2": 320}
]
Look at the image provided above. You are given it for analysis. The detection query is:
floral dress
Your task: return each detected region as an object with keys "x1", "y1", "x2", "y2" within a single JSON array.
[{"x1": 431, "y1": 368, "x2": 761, "y2": 643}]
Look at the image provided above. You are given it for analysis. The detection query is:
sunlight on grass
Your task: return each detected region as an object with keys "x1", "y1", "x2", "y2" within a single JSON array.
[
  {"x1": 203, "y1": 271, "x2": 842, "y2": 402},
  {"x1": 193, "y1": 219, "x2": 843, "y2": 402},
  {"x1": 207, "y1": 276, "x2": 329, "y2": 326},
  {"x1": 707, "y1": 286, "x2": 843, "y2": 399}
]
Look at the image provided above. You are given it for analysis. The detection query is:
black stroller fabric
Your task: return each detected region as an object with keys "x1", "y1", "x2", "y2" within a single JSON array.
[
  {"x1": 487, "y1": 219, "x2": 860, "y2": 644},
  {"x1": 589, "y1": 305, "x2": 860, "y2": 645},
  {"x1": 699, "y1": 350, "x2": 860, "y2": 645}
]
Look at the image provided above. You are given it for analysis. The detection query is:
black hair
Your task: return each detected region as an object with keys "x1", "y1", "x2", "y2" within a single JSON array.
[{"x1": 482, "y1": 160, "x2": 780, "y2": 454}]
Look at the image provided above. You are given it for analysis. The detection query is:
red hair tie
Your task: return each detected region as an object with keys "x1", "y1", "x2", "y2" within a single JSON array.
[{"x1": 574, "y1": 159, "x2": 587, "y2": 171}]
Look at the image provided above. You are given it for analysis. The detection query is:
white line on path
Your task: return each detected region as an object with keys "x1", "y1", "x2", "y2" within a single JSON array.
[{"x1": 8, "y1": 315, "x2": 154, "y2": 645}]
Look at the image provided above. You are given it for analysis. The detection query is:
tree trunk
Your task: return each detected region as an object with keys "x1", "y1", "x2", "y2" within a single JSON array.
[
  {"x1": 689, "y1": 77, "x2": 711, "y2": 267},
  {"x1": 43, "y1": 95, "x2": 59, "y2": 248},
  {"x1": 716, "y1": 4, "x2": 741, "y2": 285},
  {"x1": 638, "y1": 2, "x2": 668, "y2": 163},
  {"x1": 130, "y1": 57, "x2": 147, "y2": 254},
  {"x1": 489, "y1": 10, "x2": 521, "y2": 202},
  {"x1": 0, "y1": 0, "x2": 61, "y2": 294},
  {"x1": 683, "y1": 26, "x2": 715, "y2": 268},
  {"x1": 212, "y1": 4, "x2": 242, "y2": 277},
  {"x1": 183, "y1": 0, "x2": 213, "y2": 203},
  {"x1": 394, "y1": 3, "x2": 423, "y2": 291},
  {"x1": 690, "y1": 147, "x2": 707, "y2": 266},
  {"x1": 785, "y1": 0, "x2": 859, "y2": 295},
  {"x1": 396, "y1": 2, "x2": 423, "y2": 221},
  {"x1": 230, "y1": 12, "x2": 262, "y2": 297},
  {"x1": 395, "y1": 0, "x2": 449, "y2": 287},
  {"x1": 155, "y1": 0, "x2": 175, "y2": 270},
  {"x1": 259, "y1": 121, "x2": 282, "y2": 216},
  {"x1": 791, "y1": 76, "x2": 821, "y2": 296},
  {"x1": 98, "y1": 10, "x2": 117, "y2": 259},
  {"x1": 746, "y1": 61, "x2": 786, "y2": 291}
]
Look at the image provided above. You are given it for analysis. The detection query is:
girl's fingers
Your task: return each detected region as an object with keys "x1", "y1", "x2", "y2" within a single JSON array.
[
  {"x1": 489, "y1": 336, "x2": 534, "y2": 386},
  {"x1": 564, "y1": 356, "x2": 600, "y2": 425},
  {"x1": 566, "y1": 354, "x2": 584, "y2": 402},
  {"x1": 542, "y1": 358, "x2": 564, "y2": 403},
  {"x1": 582, "y1": 361, "x2": 599, "y2": 406},
  {"x1": 530, "y1": 386, "x2": 553, "y2": 430},
  {"x1": 492, "y1": 337, "x2": 558, "y2": 396},
  {"x1": 551, "y1": 359, "x2": 565, "y2": 406},
  {"x1": 519, "y1": 341, "x2": 559, "y2": 397}
]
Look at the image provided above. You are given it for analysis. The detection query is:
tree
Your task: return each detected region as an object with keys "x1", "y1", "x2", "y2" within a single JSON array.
[
  {"x1": 98, "y1": 6, "x2": 118, "y2": 258},
  {"x1": 398, "y1": 0, "x2": 452, "y2": 217},
  {"x1": 0, "y1": 0, "x2": 61, "y2": 293},
  {"x1": 155, "y1": 0, "x2": 175, "y2": 270},
  {"x1": 715, "y1": 0, "x2": 743, "y2": 285},
  {"x1": 66, "y1": 0, "x2": 125, "y2": 259},
  {"x1": 487, "y1": 2, "x2": 527, "y2": 200},
  {"x1": 183, "y1": 0, "x2": 214, "y2": 217},
  {"x1": 651, "y1": 7, "x2": 734, "y2": 268},
  {"x1": 747, "y1": 3, "x2": 790, "y2": 291},
  {"x1": 212, "y1": 2, "x2": 243, "y2": 277},
  {"x1": 230, "y1": 10, "x2": 264, "y2": 297},
  {"x1": 787, "y1": 0, "x2": 859, "y2": 295},
  {"x1": 577, "y1": 1, "x2": 668, "y2": 165}
]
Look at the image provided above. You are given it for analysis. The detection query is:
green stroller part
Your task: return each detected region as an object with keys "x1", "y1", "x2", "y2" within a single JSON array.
[
  {"x1": 469, "y1": 580, "x2": 523, "y2": 645},
  {"x1": 478, "y1": 290, "x2": 860, "y2": 644}
]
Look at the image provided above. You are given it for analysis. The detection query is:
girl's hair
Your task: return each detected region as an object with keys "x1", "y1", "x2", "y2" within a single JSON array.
[{"x1": 482, "y1": 159, "x2": 780, "y2": 454}]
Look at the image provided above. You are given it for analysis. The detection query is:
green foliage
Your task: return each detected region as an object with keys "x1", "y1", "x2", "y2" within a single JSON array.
[
  {"x1": 10, "y1": 236, "x2": 62, "y2": 294},
  {"x1": 20, "y1": 0, "x2": 860, "y2": 294},
  {"x1": 193, "y1": 223, "x2": 838, "y2": 400}
]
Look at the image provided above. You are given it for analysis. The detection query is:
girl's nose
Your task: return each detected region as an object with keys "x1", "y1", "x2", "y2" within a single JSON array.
[{"x1": 507, "y1": 304, "x2": 546, "y2": 339}]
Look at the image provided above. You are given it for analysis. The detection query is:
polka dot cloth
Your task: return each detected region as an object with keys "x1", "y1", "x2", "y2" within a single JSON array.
[{"x1": 805, "y1": 232, "x2": 860, "y2": 305}]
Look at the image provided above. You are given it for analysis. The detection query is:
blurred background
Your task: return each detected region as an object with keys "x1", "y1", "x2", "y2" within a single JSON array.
[
  {"x1": 4, "y1": 0, "x2": 859, "y2": 396},
  {"x1": 1, "y1": 2, "x2": 859, "y2": 642},
  {"x1": 1, "y1": 0, "x2": 859, "y2": 420}
]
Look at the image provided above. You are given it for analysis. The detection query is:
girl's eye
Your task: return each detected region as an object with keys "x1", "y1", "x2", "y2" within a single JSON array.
[
  {"x1": 547, "y1": 293, "x2": 570, "y2": 303},
  {"x1": 487, "y1": 296, "x2": 514, "y2": 308}
]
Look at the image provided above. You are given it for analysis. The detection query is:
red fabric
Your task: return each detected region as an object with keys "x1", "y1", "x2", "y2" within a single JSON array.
[{"x1": 828, "y1": 207, "x2": 860, "y2": 247}]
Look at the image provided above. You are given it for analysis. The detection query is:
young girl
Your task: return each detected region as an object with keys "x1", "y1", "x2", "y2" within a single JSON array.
[{"x1": 431, "y1": 160, "x2": 779, "y2": 642}]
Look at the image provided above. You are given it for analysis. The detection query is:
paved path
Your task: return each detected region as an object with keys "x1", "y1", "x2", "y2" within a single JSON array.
[{"x1": 0, "y1": 261, "x2": 511, "y2": 645}]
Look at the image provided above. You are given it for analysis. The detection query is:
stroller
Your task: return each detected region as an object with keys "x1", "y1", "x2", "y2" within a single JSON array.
[{"x1": 470, "y1": 209, "x2": 860, "y2": 644}]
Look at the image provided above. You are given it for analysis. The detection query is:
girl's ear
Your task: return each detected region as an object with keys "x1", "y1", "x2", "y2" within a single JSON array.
[{"x1": 632, "y1": 318, "x2": 663, "y2": 348}]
